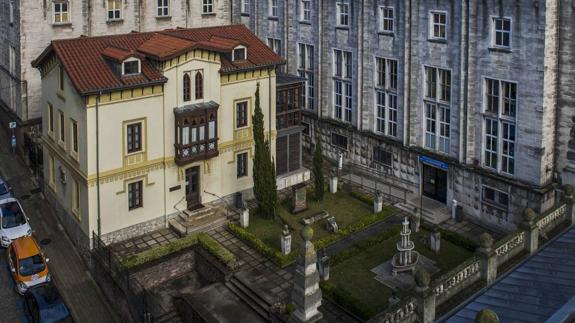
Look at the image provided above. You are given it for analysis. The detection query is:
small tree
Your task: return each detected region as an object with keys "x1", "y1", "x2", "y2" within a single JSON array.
[
  {"x1": 252, "y1": 83, "x2": 277, "y2": 218},
  {"x1": 312, "y1": 135, "x2": 325, "y2": 201}
]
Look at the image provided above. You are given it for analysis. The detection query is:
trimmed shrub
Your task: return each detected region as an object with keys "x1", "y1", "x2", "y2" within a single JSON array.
[
  {"x1": 320, "y1": 281, "x2": 374, "y2": 320},
  {"x1": 197, "y1": 233, "x2": 239, "y2": 270},
  {"x1": 121, "y1": 234, "x2": 198, "y2": 270},
  {"x1": 350, "y1": 191, "x2": 374, "y2": 205},
  {"x1": 329, "y1": 225, "x2": 402, "y2": 266}
]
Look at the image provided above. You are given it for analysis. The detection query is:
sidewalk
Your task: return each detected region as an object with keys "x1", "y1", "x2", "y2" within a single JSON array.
[{"x1": 0, "y1": 129, "x2": 120, "y2": 323}]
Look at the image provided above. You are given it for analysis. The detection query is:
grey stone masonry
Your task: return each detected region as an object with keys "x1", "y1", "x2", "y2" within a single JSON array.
[{"x1": 234, "y1": 0, "x2": 573, "y2": 232}]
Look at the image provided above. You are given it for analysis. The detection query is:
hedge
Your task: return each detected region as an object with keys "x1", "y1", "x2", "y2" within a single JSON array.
[
  {"x1": 421, "y1": 222, "x2": 477, "y2": 252},
  {"x1": 329, "y1": 225, "x2": 402, "y2": 266},
  {"x1": 320, "y1": 281, "x2": 374, "y2": 320},
  {"x1": 227, "y1": 223, "x2": 297, "y2": 268},
  {"x1": 349, "y1": 191, "x2": 374, "y2": 205},
  {"x1": 197, "y1": 233, "x2": 240, "y2": 270},
  {"x1": 121, "y1": 234, "x2": 198, "y2": 270}
]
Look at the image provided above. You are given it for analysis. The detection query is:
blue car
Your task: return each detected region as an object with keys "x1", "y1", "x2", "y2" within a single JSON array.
[
  {"x1": 23, "y1": 285, "x2": 73, "y2": 323},
  {"x1": 0, "y1": 177, "x2": 12, "y2": 200}
]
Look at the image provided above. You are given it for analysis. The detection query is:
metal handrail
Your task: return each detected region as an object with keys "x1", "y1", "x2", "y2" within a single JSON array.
[{"x1": 203, "y1": 190, "x2": 231, "y2": 219}]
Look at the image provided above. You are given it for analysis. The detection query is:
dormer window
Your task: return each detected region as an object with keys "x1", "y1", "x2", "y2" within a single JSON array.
[
  {"x1": 233, "y1": 47, "x2": 246, "y2": 61},
  {"x1": 123, "y1": 58, "x2": 140, "y2": 75}
]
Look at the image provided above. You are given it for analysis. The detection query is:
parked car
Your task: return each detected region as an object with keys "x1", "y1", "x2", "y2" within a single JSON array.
[
  {"x1": 23, "y1": 284, "x2": 73, "y2": 323},
  {"x1": 7, "y1": 236, "x2": 51, "y2": 294},
  {"x1": 0, "y1": 198, "x2": 32, "y2": 247},
  {"x1": 0, "y1": 177, "x2": 12, "y2": 200}
]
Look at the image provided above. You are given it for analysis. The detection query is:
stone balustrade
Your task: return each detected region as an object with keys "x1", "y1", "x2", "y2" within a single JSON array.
[
  {"x1": 433, "y1": 258, "x2": 481, "y2": 304},
  {"x1": 369, "y1": 298, "x2": 417, "y2": 323},
  {"x1": 494, "y1": 231, "x2": 526, "y2": 266},
  {"x1": 537, "y1": 203, "x2": 567, "y2": 234}
]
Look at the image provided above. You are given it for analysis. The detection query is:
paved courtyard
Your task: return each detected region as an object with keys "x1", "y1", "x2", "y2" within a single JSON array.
[
  {"x1": 440, "y1": 218, "x2": 506, "y2": 242},
  {"x1": 110, "y1": 228, "x2": 179, "y2": 259}
]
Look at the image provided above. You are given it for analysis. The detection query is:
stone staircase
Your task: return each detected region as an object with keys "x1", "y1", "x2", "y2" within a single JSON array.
[
  {"x1": 395, "y1": 198, "x2": 450, "y2": 225},
  {"x1": 168, "y1": 205, "x2": 229, "y2": 237},
  {"x1": 225, "y1": 275, "x2": 271, "y2": 321}
]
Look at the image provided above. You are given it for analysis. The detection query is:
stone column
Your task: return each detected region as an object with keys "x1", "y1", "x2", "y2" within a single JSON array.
[
  {"x1": 329, "y1": 176, "x2": 338, "y2": 194},
  {"x1": 290, "y1": 226, "x2": 323, "y2": 323},
  {"x1": 564, "y1": 184, "x2": 575, "y2": 225},
  {"x1": 239, "y1": 207, "x2": 250, "y2": 228},
  {"x1": 476, "y1": 233, "x2": 497, "y2": 285},
  {"x1": 318, "y1": 253, "x2": 329, "y2": 281},
  {"x1": 281, "y1": 225, "x2": 292, "y2": 255},
  {"x1": 373, "y1": 190, "x2": 383, "y2": 213},
  {"x1": 415, "y1": 268, "x2": 436, "y2": 323},
  {"x1": 519, "y1": 208, "x2": 539, "y2": 255}
]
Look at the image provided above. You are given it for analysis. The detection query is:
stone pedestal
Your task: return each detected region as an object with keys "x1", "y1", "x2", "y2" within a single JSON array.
[
  {"x1": 519, "y1": 208, "x2": 539, "y2": 255},
  {"x1": 415, "y1": 269, "x2": 436, "y2": 323},
  {"x1": 239, "y1": 208, "x2": 249, "y2": 228},
  {"x1": 292, "y1": 183, "x2": 308, "y2": 214},
  {"x1": 318, "y1": 254, "x2": 330, "y2": 281},
  {"x1": 291, "y1": 226, "x2": 323, "y2": 323},
  {"x1": 329, "y1": 176, "x2": 338, "y2": 194},
  {"x1": 373, "y1": 191, "x2": 383, "y2": 213},
  {"x1": 564, "y1": 185, "x2": 575, "y2": 225},
  {"x1": 477, "y1": 233, "x2": 497, "y2": 285},
  {"x1": 410, "y1": 213, "x2": 421, "y2": 233},
  {"x1": 430, "y1": 229, "x2": 441, "y2": 254},
  {"x1": 281, "y1": 225, "x2": 292, "y2": 255}
]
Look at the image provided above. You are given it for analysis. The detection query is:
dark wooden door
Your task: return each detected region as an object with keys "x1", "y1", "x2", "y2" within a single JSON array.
[
  {"x1": 422, "y1": 164, "x2": 447, "y2": 204},
  {"x1": 185, "y1": 166, "x2": 201, "y2": 210}
]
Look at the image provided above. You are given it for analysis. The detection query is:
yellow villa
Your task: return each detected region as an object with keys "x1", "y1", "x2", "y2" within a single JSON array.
[{"x1": 32, "y1": 25, "x2": 307, "y2": 249}]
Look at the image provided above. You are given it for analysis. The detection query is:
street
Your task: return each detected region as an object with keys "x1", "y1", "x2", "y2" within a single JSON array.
[{"x1": 0, "y1": 126, "x2": 120, "y2": 323}]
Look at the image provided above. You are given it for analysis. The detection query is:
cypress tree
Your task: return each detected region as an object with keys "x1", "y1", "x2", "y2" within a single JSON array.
[{"x1": 313, "y1": 135, "x2": 325, "y2": 201}]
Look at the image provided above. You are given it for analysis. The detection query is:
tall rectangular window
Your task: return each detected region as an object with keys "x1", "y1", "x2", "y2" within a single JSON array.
[
  {"x1": 49, "y1": 155, "x2": 55, "y2": 187},
  {"x1": 157, "y1": 0, "x2": 169, "y2": 17},
  {"x1": 430, "y1": 11, "x2": 447, "y2": 40},
  {"x1": 203, "y1": 0, "x2": 213, "y2": 13},
  {"x1": 269, "y1": 0, "x2": 278, "y2": 17},
  {"x1": 379, "y1": 7, "x2": 394, "y2": 33},
  {"x1": 375, "y1": 57, "x2": 398, "y2": 137},
  {"x1": 424, "y1": 66, "x2": 451, "y2": 153},
  {"x1": 301, "y1": 0, "x2": 311, "y2": 22},
  {"x1": 236, "y1": 101, "x2": 248, "y2": 128},
  {"x1": 58, "y1": 66, "x2": 64, "y2": 92},
  {"x1": 48, "y1": 104, "x2": 54, "y2": 134},
  {"x1": 237, "y1": 152, "x2": 248, "y2": 178},
  {"x1": 72, "y1": 179, "x2": 80, "y2": 217},
  {"x1": 71, "y1": 119, "x2": 78, "y2": 154},
  {"x1": 241, "y1": 0, "x2": 249, "y2": 14},
  {"x1": 483, "y1": 78, "x2": 517, "y2": 175},
  {"x1": 298, "y1": 43, "x2": 315, "y2": 110},
  {"x1": 267, "y1": 38, "x2": 281, "y2": 56},
  {"x1": 107, "y1": 0, "x2": 121, "y2": 20},
  {"x1": 128, "y1": 181, "x2": 143, "y2": 210},
  {"x1": 492, "y1": 18, "x2": 511, "y2": 48},
  {"x1": 53, "y1": 1, "x2": 70, "y2": 23},
  {"x1": 333, "y1": 49, "x2": 352, "y2": 122},
  {"x1": 127, "y1": 123, "x2": 142, "y2": 153},
  {"x1": 58, "y1": 110, "x2": 65, "y2": 144},
  {"x1": 336, "y1": 2, "x2": 349, "y2": 26}
]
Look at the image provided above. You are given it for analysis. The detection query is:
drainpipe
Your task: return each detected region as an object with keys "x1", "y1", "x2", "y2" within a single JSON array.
[
  {"x1": 269, "y1": 68, "x2": 273, "y2": 158},
  {"x1": 403, "y1": 0, "x2": 412, "y2": 146},
  {"x1": 357, "y1": 0, "x2": 364, "y2": 132},
  {"x1": 460, "y1": 0, "x2": 469, "y2": 164},
  {"x1": 318, "y1": 0, "x2": 323, "y2": 120},
  {"x1": 163, "y1": 84, "x2": 167, "y2": 228},
  {"x1": 96, "y1": 92, "x2": 101, "y2": 238}
]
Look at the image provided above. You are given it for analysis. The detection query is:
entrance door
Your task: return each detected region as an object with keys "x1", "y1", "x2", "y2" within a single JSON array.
[
  {"x1": 422, "y1": 164, "x2": 447, "y2": 203},
  {"x1": 185, "y1": 166, "x2": 201, "y2": 210}
]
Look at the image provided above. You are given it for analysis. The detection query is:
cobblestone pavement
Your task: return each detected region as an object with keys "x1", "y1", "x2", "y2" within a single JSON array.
[
  {"x1": 0, "y1": 127, "x2": 120, "y2": 323},
  {"x1": 0, "y1": 250, "x2": 23, "y2": 323},
  {"x1": 110, "y1": 228, "x2": 179, "y2": 259}
]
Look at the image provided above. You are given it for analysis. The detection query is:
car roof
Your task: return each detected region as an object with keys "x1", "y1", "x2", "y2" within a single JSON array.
[
  {"x1": 12, "y1": 236, "x2": 41, "y2": 259},
  {"x1": 0, "y1": 197, "x2": 17, "y2": 204}
]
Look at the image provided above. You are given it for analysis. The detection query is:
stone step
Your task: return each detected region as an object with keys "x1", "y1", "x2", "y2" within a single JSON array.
[
  {"x1": 179, "y1": 206, "x2": 216, "y2": 221},
  {"x1": 168, "y1": 218, "x2": 187, "y2": 237},
  {"x1": 226, "y1": 276, "x2": 270, "y2": 320},
  {"x1": 185, "y1": 215, "x2": 228, "y2": 234}
]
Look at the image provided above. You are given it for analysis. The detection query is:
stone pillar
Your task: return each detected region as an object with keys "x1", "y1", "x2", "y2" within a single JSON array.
[
  {"x1": 476, "y1": 233, "x2": 497, "y2": 285},
  {"x1": 415, "y1": 268, "x2": 436, "y2": 323},
  {"x1": 290, "y1": 226, "x2": 323, "y2": 323},
  {"x1": 373, "y1": 190, "x2": 383, "y2": 213},
  {"x1": 281, "y1": 225, "x2": 292, "y2": 255},
  {"x1": 239, "y1": 207, "x2": 249, "y2": 228},
  {"x1": 410, "y1": 212, "x2": 421, "y2": 233},
  {"x1": 318, "y1": 253, "x2": 330, "y2": 281},
  {"x1": 430, "y1": 228, "x2": 441, "y2": 254},
  {"x1": 564, "y1": 184, "x2": 575, "y2": 225},
  {"x1": 329, "y1": 176, "x2": 338, "y2": 194},
  {"x1": 519, "y1": 208, "x2": 539, "y2": 255}
]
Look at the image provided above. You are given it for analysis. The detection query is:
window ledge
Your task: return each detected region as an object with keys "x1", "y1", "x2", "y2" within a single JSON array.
[
  {"x1": 202, "y1": 12, "x2": 216, "y2": 17},
  {"x1": 57, "y1": 92, "x2": 66, "y2": 101},
  {"x1": 299, "y1": 20, "x2": 312, "y2": 25},
  {"x1": 241, "y1": 13, "x2": 250, "y2": 17},
  {"x1": 481, "y1": 201, "x2": 509, "y2": 213},
  {"x1": 428, "y1": 38, "x2": 447, "y2": 44},
  {"x1": 335, "y1": 26, "x2": 350, "y2": 30},
  {"x1": 106, "y1": 19, "x2": 124, "y2": 24},
  {"x1": 378, "y1": 31, "x2": 395, "y2": 36},
  {"x1": 52, "y1": 22, "x2": 72, "y2": 27},
  {"x1": 155, "y1": 15, "x2": 172, "y2": 20},
  {"x1": 268, "y1": 16, "x2": 279, "y2": 21},
  {"x1": 488, "y1": 47, "x2": 512, "y2": 53}
]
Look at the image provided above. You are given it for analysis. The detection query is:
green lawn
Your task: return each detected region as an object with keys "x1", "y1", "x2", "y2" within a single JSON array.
[
  {"x1": 245, "y1": 190, "x2": 386, "y2": 253},
  {"x1": 329, "y1": 228, "x2": 473, "y2": 318}
]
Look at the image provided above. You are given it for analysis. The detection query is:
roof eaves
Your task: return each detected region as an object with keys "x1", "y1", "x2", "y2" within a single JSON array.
[{"x1": 80, "y1": 78, "x2": 168, "y2": 97}]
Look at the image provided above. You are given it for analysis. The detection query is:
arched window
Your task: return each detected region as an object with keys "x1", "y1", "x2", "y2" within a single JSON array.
[
  {"x1": 183, "y1": 74, "x2": 191, "y2": 102},
  {"x1": 195, "y1": 72, "x2": 203, "y2": 100}
]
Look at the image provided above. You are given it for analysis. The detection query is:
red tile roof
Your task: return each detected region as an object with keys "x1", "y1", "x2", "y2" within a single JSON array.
[{"x1": 32, "y1": 24, "x2": 285, "y2": 96}]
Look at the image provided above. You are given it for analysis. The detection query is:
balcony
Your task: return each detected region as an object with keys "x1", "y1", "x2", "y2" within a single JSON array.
[{"x1": 174, "y1": 101, "x2": 219, "y2": 166}]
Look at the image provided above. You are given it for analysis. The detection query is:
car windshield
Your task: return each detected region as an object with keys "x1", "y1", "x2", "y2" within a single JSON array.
[
  {"x1": 0, "y1": 184, "x2": 8, "y2": 195},
  {"x1": 19, "y1": 254, "x2": 45, "y2": 276},
  {"x1": 1, "y1": 202, "x2": 26, "y2": 229}
]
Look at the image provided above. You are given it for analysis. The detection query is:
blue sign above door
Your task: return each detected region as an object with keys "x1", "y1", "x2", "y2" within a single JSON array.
[{"x1": 419, "y1": 155, "x2": 449, "y2": 170}]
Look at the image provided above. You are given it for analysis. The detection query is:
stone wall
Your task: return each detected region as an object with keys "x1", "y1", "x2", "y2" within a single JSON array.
[{"x1": 132, "y1": 249, "x2": 196, "y2": 290}]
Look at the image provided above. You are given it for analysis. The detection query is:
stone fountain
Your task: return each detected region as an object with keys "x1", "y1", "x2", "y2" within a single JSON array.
[{"x1": 391, "y1": 216, "x2": 419, "y2": 276}]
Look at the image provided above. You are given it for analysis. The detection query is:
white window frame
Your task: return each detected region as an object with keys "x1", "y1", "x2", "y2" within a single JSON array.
[
  {"x1": 122, "y1": 58, "x2": 141, "y2": 75},
  {"x1": 379, "y1": 6, "x2": 394, "y2": 34},
  {"x1": 333, "y1": 49, "x2": 352, "y2": 123},
  {"x1": 157, "y1": 0, "x2": 170, "y2": 17},
  {"x1": 429, "y1": 11, "x2": 447, "y2": 40},
  {"x1": 423, "y1": 66, "x2": 451, "y2": 154},
  {"x1": 9, "y1": 1, "x2": 14, "y2": 24},
  {"x1": 70, "y1": 118, "x2": 79, "y2": 158},
  {"x1": 336, "y1": 2, "x2": 349, "y2": 27},
  {"x1": 107, "y1": 0, "x2": 122, "y2": 21},
  {"x1": 232, "y1": 46, "x2": 246, "y2": 61},
  {"x1": 72, "y1": 178, "x2": 80, "y2": 218},
  {"x1": 53, "y1": 1, "x2": 70, "y2": 24},
  {"x1": 374, "y1": 57, "x2": 398, "y2": 137},
  {"x1": 236, "y1": 151, "x2": 249, "y2": 178},
  {"x1": 269, "y1": 0, "x2": 278, "y2": 17},
  {"x1": 241, "y1": 0, "x2": 249, "y2": 14},
  {"x1": 301, "y1": 0, "x2": 311, "y2": 22},
  {"x1": 298, "y1": 43, "x2": 315, "y2": 110},
  {"x1": 202, "y1": 0, "x2": 214, "y2": 14},
  {"x1": 491, "y1": 17, "x2": 512, "y2": 49}
]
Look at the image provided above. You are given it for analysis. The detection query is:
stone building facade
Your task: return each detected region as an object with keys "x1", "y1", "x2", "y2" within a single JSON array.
[
  {"x1": 233, "y1": 0, "x2": 575, "y2": 232},
  {"x1": 0, "y1": 0, "x2": 231, "y2": 153}
]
